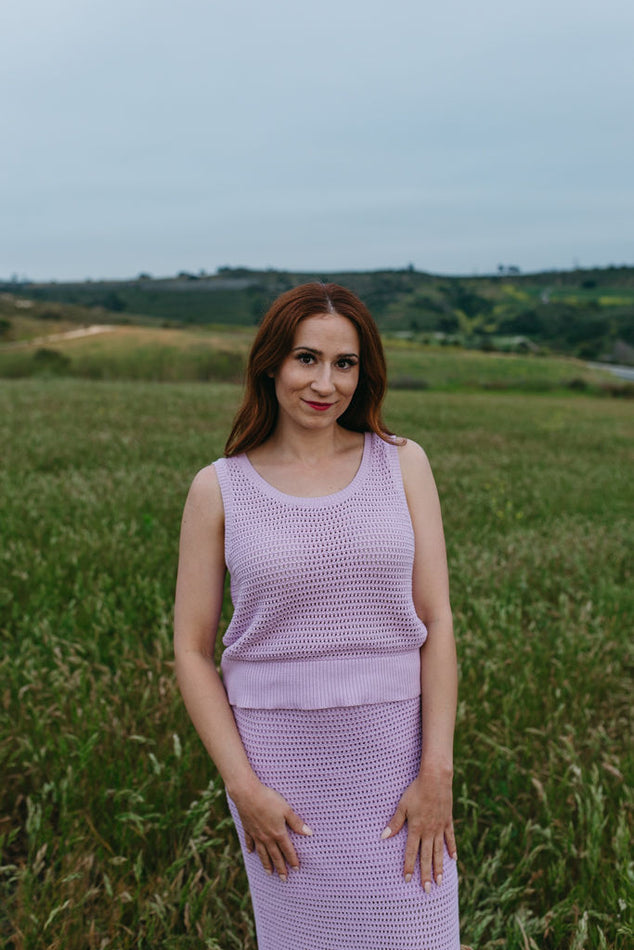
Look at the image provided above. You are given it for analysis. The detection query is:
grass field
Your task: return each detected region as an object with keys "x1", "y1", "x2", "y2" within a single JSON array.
[
  {"x1": 1, "y1": 320, "x2": 629, "y2": 398},
  {"x1": 1, "y1": 378, "x2": 632, "y2": 949}
]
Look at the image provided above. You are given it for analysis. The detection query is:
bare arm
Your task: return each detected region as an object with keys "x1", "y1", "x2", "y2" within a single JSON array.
[
  {"x1": 173, "y1": 466, "x2": 311, "y2": 878},
  {"x1": 382, "y1": 439, "x2": 458, "y2": 888}
]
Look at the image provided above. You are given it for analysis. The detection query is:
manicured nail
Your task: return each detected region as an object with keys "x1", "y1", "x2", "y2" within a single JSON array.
[
  {"x1": 436, "y1": 873, "x2": 443, "y2": 886},
  {"x1": 424, "y1": 881, "x2": 431, "y2": 894},
  {"x1": 291, "y1": 865, "x2": 300, "y2": 872},
  {"x1": 404, "y1": 873, "x2": 412, "y2": 883},
  {"x1": 302, "y1": 824, "x2": 313, "y2": 835},
  {"x1": 264, "y1": 868, "x2": 272, "y2": 876},
  {"x1": 381, "y1": 827, "x2": 391, "y2": 840},
  {"x1": 451, "y1": 851, "x2": 458, "y2": 861},
  {"x1": 279, "y1": 874, "x2": 287, "y2": 882}
]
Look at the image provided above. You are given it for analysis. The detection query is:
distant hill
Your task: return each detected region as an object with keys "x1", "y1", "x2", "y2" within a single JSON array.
[{"x1": 2, "y1": 265, "x2": 633, "y2": 363}]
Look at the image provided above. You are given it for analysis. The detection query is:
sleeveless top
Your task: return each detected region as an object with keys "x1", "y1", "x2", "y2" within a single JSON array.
[{"x1": 213, "y1": 431, "x2": 427, "y2": 710}]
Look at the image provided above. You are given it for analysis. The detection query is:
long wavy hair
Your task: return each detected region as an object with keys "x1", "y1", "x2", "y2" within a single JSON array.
[{"x1": 224, "y1": 282, "x2": 394, "y2": 456}]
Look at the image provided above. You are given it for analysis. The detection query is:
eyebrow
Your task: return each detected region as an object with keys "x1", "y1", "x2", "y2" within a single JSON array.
[{"x1": 292, "y1": 346, "x2": 359, "y2": 359}]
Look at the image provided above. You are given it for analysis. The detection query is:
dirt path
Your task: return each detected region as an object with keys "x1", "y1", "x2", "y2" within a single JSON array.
[{"x1": 2, "y1": 325, "x2": 116, "y2": 349}]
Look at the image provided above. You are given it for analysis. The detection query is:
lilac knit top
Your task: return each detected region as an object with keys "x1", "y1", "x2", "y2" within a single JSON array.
[{"x1": 213, "y1": 431, "x2": 428, "y2": 709}]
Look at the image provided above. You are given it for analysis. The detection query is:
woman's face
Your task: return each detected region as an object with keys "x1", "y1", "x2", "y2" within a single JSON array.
[{"x1": 271, "y1": 312, "x2": 360, "y2": 430}]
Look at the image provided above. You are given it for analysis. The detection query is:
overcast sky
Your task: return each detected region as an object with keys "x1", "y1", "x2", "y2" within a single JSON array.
[{"x1": 2, "y1": 0, "x2": 633, "y2": 280}]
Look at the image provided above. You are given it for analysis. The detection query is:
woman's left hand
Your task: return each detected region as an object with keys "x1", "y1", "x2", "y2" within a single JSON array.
[{"x1": 381, "y1": 763, "x2": 456, "y2": 890}]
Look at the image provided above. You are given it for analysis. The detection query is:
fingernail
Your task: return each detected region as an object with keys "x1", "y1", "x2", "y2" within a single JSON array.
[
  {"x1": 380, "y1": 827, "x2": 391, "y2": 840},
  {"x1": 291, "y1": 865, "x2": 300, "y2": 872},
  {"x1": 451, "y1": 851, "x2": 458, "y2": 861},
  {"x1": 436, "y1": 873, "x2": 443, "y2": 886},
  {"x1": 279, "y1": 874, "x2": 287, "y2": 882},
  {"x1": 264, "y1": 868, "x2": 272, "y2": 876},
  {"x1": 404, "y1": 873, "x2": 412, "y2": 883},
  {"x1": 424, "y1": 881, "x2": 431, "y2": 894},
  {"x1": 302, "y1": 824, "x2": 313, "y2": 835}
]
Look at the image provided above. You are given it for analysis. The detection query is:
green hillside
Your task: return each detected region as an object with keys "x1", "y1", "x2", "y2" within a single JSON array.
[
  {"x1": 1, "y1": 313, "x2": 631, "y2": 397},
  {"x1": 3, "y1": 264, "x2": 634, "y2": 363}
]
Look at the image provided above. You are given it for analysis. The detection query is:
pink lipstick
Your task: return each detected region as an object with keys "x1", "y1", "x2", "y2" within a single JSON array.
[{"x1": 304, "y1": 401, "x2": 333, "y2": 411}]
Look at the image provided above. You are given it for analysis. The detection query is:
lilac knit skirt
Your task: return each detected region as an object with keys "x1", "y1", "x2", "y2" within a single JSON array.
[{"x1": 227, "y1": 697, "x2": 460, "y2": 950}]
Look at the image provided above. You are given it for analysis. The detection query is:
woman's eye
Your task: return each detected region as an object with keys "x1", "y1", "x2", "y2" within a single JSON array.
[
  {"x1": 296, "y1": 353, "x2": 315, "y2": 364},
  {"x1": 337, "y1": 358, "x2": 357, "y2": 369}
]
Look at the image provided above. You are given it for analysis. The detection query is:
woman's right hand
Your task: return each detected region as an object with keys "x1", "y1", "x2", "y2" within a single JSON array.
[{"x1": 232, "y1": 780, "x2": 313, "y2": 880}]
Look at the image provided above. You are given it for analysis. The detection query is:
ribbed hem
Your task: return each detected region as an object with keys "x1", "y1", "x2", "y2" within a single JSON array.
[{"x1": 221, "y1": 651, "x2": 421, "y2": 709}]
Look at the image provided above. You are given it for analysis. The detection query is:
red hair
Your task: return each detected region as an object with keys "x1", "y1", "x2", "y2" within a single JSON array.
[{"x1": 224, "y1": 283, "x2": 395, "y2": 456}]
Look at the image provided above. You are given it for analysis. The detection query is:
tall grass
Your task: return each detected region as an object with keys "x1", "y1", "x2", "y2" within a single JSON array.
[
  {"x1": 1, "y1": 323, "x2": 628, "y2": 396},
  {"x1": 0, "y1": 380, "x2": 632, "y2": 948},
  {"x1": 0, "y1": 327, "x2": 249, "y2": 384}
]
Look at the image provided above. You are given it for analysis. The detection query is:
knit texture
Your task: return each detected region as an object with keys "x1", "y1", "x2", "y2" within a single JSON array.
[
  {"x1": 214, "y1": 432, "x2": 428, "y2": 709},
  {"x1": 215, "y1": 431, "x2": 460, "y2": 947},
  {"x1": 228, "y1": 698, "x2": 460, "y2": 950}
]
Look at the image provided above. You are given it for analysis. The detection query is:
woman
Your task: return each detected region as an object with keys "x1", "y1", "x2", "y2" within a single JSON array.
[{"x1": 174, "y1": 282, "x2": 460, "y2": 948}]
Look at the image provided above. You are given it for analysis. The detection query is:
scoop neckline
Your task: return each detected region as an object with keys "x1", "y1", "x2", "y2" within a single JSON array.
[{"x1": 240, "y1": 431, "x2": 372, "y2": 506}]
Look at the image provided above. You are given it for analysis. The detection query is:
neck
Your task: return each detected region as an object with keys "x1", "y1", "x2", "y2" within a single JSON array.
[{"x1": 265, "y1": 420, "x2": 356, "y2": 465}]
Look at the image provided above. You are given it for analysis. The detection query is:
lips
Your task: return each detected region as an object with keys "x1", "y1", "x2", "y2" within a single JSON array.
[{"x1": 304, "y1": 400, "x2": 334, "y2": 411}]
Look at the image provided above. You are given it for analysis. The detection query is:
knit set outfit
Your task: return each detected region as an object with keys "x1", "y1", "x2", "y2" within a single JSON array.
[{"x1": 214, "y1": 431, "x2": 460, "y2": 950}]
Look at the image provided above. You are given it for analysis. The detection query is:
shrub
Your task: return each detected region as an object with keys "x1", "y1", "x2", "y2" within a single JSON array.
[
  {"x1": 566, "y1": 377, "x2": 589, "y2": 391},
  {"x1": 389, "y1": 375, "x2": 429, "y2": 390},
  {"x1": 32, "y1": 348, "x2": 71, "y2": 375},
  {"x1": 600, "y1": 381, "x2": 634, "y2": 398}
]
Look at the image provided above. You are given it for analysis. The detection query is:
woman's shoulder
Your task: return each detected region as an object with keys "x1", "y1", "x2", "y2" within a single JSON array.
[
  {"x1": 395, "y1": 436, "x2": 429, "y2": 465},
  {"x1": 185, "y1": 463, "x2": 224, "y2": 519},
  {"x1": 191, "y1": 459, "x2": 222, "y2": 487},
  {"x1": 370, "y1": 432, "x2": 430, "y2": 470},
  {"x1": 394, "y1": 437, "x2": 435, "y2": 494}
]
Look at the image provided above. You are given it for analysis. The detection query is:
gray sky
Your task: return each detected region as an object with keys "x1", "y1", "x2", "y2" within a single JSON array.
[{"x1": 2, "y1": 0, "x2": 633, "y2": 280}]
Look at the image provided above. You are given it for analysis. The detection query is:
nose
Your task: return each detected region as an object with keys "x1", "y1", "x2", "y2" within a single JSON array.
[{"x1": 310, "y1": 363, "x2": 335, "y2": 396}]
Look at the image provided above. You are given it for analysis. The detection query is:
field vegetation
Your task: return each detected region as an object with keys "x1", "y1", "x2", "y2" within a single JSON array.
[
  {"x1": 0, "y1": 312, "x2": 630, "y2": 398},
  {"x1": 0, "y1": 324, "x2": 252, "y2": 385},
  {"x1": 3, "y1": 262, "x2": 634, "y2": 363},
  {"x1": 1, "y1": 372, "x2": 632, "y2": 949}
]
